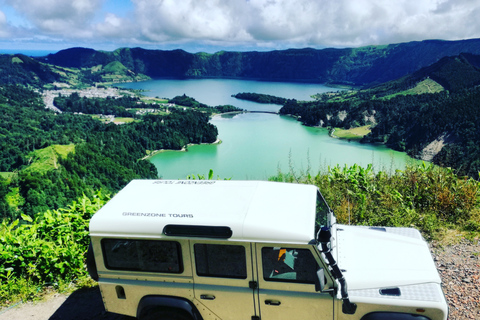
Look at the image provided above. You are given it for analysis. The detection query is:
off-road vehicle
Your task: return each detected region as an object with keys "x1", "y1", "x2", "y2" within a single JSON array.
[{"x1": 87, "y1": 180, "x2": 448, "y2": 320}]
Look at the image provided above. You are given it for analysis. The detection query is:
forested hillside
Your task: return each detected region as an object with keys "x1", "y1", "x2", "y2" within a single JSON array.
[
  {"x1": 0, "y1": 54, "x2": 60, "y2": 86},
  {"x1": 280, "y1": 53, "x2": 480, "y2": 178},
  {"x1": 0, "y1": 85, "x2": 217, "y2": 219},
  {"x1": 38, "y1": 38, "x2": 480, "y2": 86}
]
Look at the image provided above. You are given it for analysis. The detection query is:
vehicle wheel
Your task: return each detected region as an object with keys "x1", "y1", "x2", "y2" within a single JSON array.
[{"x1": 140, "y1": 309, "x2": 192, "y2": 320}]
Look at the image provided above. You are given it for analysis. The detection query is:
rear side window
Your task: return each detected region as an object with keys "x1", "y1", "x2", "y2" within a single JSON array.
[
  {"x1": 102, "y1": 239, "x2": 183, "y2": 273},
  {"x1": 194, "y1": 244, "x2": 247, "y2": 279}
]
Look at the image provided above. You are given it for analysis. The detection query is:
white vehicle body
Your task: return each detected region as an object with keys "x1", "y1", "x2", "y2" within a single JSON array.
[{"x1": 88, "y1": 180, "x2": 448, "y2": 320}]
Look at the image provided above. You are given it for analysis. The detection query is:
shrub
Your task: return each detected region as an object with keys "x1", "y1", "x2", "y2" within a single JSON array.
[
  {"x1": 271, "y1": 163, "x2": 480, "y2": 239},
  {"x1": 0, "y1": 192, "x2": 109, "y2": 306}
]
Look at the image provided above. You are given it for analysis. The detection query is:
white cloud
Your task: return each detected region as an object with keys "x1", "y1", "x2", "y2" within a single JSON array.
[
  {"x1": 3, "y1": 0, "x2": 102, "y2": 36},
  {"x1": 2, "y1": 0, "x2": 480, "y2": 50},
  {"x1": 130, "y1": 0, "x2": 480, "y2": 48},
  {"x1": 95, "y1": 13, "x2": 136, "y2": 39},
  {"x1": 0, "y1": 10, "x2": 8, "y2": 37},
  {"x1": 133, "y1": 0, "x2": 252, "y2": 42}
]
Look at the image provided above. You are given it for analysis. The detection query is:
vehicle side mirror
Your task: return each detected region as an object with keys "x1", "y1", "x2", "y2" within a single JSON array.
[{"x1": 315, "y1": 268, "x2": 326, "y2": 292}]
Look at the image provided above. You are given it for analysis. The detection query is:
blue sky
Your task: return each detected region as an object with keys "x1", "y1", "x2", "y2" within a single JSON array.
[{"x1": 1, "y1": 0, "x2": 480, "y2": 54}]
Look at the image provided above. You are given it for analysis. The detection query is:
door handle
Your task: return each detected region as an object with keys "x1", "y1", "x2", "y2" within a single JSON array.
[
  {"x1": 265, "y1": 299, "x2": 281, "y2": 306},
  {"x1": 200, "y1": 294, "x2": 216, "y2": 300}
]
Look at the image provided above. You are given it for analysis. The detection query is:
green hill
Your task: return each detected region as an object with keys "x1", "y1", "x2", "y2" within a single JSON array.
[
  {"x1": 412, "y1": 53, "x2": 480, "y2": 91},
  {"x1": 38, "y1": 38, "x2": 480, "y2": 87},
  {"x1": 353, "y1": 53, "x2": 480, "y2": 98}
]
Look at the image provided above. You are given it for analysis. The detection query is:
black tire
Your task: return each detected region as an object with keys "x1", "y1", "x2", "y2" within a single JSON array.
[{"x1": 140, "y1": 309, "x2": 193, "y2": 320}]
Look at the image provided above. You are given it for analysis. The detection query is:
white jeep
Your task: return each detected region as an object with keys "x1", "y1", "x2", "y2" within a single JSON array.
[{"x1": 87, "y1": 180, "x2": 448, "y2": 320}]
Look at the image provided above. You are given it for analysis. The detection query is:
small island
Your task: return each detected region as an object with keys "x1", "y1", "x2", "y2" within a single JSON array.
[{"x1": 232, "y1": 92, "x2": 287, "y2": 105}]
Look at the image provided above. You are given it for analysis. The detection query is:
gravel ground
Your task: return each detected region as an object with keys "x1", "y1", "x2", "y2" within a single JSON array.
[
  {"x1": 431, "y1": 238, "x2": 480, "y2": 320},
  {"x1": 1, "y1": 239, "x2": 478, "y2": 320}
]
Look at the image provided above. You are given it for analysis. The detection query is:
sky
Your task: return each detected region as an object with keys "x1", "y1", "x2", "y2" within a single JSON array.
[{"x1": 1, "y1": 0, "x2": 480, "y2": 54}]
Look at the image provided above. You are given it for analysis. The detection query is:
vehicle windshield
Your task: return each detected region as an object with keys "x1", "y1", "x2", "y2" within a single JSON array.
[{"x1": 315, "y1": 191, "x2": 331, "y2": 237}]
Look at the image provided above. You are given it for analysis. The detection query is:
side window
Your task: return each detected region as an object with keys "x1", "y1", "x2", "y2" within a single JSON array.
[
  {"x1": 102, "y1": 239, "x2": 183, "y2": 273},
  {"x1": 262, "y1": 247, "x2": 318, "y2": 284},
  {"x1": 194, "y1": 244, "x2": 247, "y2": 279}
]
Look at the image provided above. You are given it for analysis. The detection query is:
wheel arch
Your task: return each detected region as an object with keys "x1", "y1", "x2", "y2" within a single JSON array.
[
  {"x1": 360, "y1": 312, "x2": 432, "y2": 320},
  {"x1": 137, "y1": 295, "x2": 203, "y2": 320}
]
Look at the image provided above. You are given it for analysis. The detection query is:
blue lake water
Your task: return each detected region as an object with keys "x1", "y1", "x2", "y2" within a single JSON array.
[{"x1": 117, "y1": 79, "x2": 417, "y2": 180}]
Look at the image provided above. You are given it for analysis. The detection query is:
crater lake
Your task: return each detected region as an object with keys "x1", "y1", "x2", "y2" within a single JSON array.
[{"x1": 117, "y1": 79, "x2": 418, "y2": 179}]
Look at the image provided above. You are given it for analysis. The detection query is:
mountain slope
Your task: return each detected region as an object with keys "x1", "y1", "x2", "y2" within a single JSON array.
[
  {"x1": 38, "y1": 38, "x2": 480, "y2": 86},
  {"x1": 358, "y1": 52, "x2": 480, "y2": 99},
  {"x1": 0, "y1": 54, "x2": 60, "y2": 86}
]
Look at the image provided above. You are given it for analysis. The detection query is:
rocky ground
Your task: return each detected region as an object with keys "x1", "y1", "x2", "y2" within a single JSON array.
[
  {"x1": 431, "y1": 238, "x2": 480, "y2": 320},
  {"x1": 1, "y1": 239, "x2": 478, "y2": 320}
]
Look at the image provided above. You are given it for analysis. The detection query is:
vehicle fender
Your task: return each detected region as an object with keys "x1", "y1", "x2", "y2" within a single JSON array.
[
  {"x1": 137, "y1": 295, "x2": 203, "y2": 320},
  {"x1": 86, "y1": 242, "x2": 99, "y2": 281},
  {"x1": 360, "y1": 312, "x2": 432, "y2": 320}
]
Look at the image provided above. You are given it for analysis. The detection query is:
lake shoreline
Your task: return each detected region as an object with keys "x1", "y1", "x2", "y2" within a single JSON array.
[{"x1": 142, "y1": 139, "x2": 222, "y2": 160}]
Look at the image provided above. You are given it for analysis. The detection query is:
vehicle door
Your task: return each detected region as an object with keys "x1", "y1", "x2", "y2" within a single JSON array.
[
  {"x1": 255, "y1": 243, "x2": 334, "y2": 320},
  {"x1": 191, "y1": 241, "x2": 259, "y2": 320}
]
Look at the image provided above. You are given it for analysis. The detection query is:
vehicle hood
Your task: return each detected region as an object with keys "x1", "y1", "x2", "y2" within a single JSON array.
[{"x1": 332, "y1": 225, "x2": 441, "y2": 290}]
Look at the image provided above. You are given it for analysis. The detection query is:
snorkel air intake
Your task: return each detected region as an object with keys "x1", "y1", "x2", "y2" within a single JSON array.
[{"x1": 318, "y1": 227, "x2": 357, "y2": 315}]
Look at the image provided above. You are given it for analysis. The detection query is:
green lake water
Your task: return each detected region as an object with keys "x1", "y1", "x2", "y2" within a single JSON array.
[{"x1": 117, "y1": 79, "x2": 418, "y2": 180}]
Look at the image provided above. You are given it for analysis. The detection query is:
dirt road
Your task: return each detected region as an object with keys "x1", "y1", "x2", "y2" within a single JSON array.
[{"x1": 0, "y1": 287, "x2": 133, "y2": 320}]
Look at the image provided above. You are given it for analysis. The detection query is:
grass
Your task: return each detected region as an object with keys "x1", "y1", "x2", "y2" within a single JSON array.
[
  {"x1": 11, "y1": 57, "x2": 23, "y2": 64},
  {"x1": 113, "y1": 117, "x2": 137, "y2": 123},
  {"x1": 383, "y1": 78, "x2": 444, "y2": 99},
  {"x1": 24, "y1": 144, "x2": 75, "y2": 174},
  {"x1": 141, "y1": 97, "x2": 169, "y2": 104},
  {"x1": 333, "y1": 125, "x2": 371, "y2": 140},
  {"x1": 0, "y1": 172, "x2": 14, "y2": 180}
]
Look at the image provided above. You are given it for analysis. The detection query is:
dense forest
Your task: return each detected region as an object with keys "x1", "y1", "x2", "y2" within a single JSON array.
[
  {"x1": 0, "y1": 85, "x2": 217, "y2": 219},
  {"x1": 53, "y1": 93, "x2": 152, "y2": 116}
]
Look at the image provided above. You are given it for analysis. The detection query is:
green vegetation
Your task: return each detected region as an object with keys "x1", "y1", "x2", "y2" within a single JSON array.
[
  {"x1": 382, "y1": 78, "x2": 443, "y2": 99},
  {"x1": 0, "y1": 85, "x2": 217, "y2": 219},
  {"x1": 169, "y1": 94, "x2": 243, "y2": 114},
  {"x1": 23, "y1": 145, "x2": 75, "y2": 174},
  {"x1": 37, "y1": 40, "x2": 480, "y2": 87},
  {"x1": 232, "y1": 92, "x2": 287, "y2": 105},
  {"x1": 270, "y1": 163, "x2": 480, "y2": 239},
  {"x1": 0, "y1": 54, "x2": 59, "y2": 87},
  {"x1": 332, "y1": 126, "x2": 371, "y2": 140},
  {"x1": 0, "y1": 173, "x2": 14, "y2": 180},
  {"x1": 1, "y1": 163, "x2": 479, "y2": 307},
  {"x1": 169, "y1": 94, "x2": 209, "y2": 108},
  {"x1": 0, "y1": 193, "x2": 108, "y2": 307},
  {"x1": 112, "y1": 117, "x2": 137, "y2": 123},
  {"x1": 53, "y1": 93, "x2": 154, "y2": 117}
]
